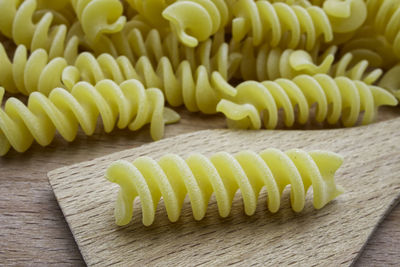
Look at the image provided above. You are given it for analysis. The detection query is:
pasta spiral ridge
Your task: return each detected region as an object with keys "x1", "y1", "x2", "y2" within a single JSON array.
[
  {"x1": 231, "y1": 0, "x2": 334, "y2": 49},
  {"x1": 92, "y1": 27, "x2": 242, "y2": 80},
  {"x1": 70, "y1": 0, "x2": 127, "y2": 45},
  {"x1": 379, "y1": 64, "x2": 400, "y2": 100},
  {"x1": 340, "y1": 30, "x2": 398, "y2": 70},
  {"x1": 0, "y1": 80, "x2": 180, "y2": 156},
  {"x1": 271, "y1": 0, "x2": 368, "y2": 33},
  {"x1": 0, "y1": 43, "x2": 238, "y2": 107},
  {"x1": 162, "y1": 0, "x2": 230, "y2": 47},
  {"x1": 124, "y1": 0, "x2": 172, "y2": 30},
  {"x1": 326, "y1": 46, "x2": 383, "y2": 85},
  {"x1": 106, "y1": 149, "x2": 344, "y2": 226},
  {"x1": 216, "y1": 74, "x2": 398, "y2": 129},
  {"x1": 62, "y1": 53, "x2": 236, "y2": 114},
  {"x1": 231, "y1": 0, "x2": 367, "y2": 49},
  {"x1": 0, "y1": 44, "x2": 67, "y2": 95},
  {"x1": 35, "y1": 0, "x2": 76, "y2": 24},
  {"x1": 230, "y1": 37, "x2": 335, "y2": 81},
  {"x1": 0, "y1": 0, "x2": 80, "y2": 63},
  {"x1": 366, "y1": 0, "x2": 400, "y2": 57},
  {"x1": 228, "y1": 39, "x2": 382, "y2": 84}
]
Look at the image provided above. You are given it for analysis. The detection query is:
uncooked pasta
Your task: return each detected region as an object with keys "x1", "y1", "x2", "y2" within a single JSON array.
[
  {"x1": 0, "y1": 80, "x2": 180, "y2": 155},
  {"x1": 217, "y1": 74, "x2": 398, "y2": 129},
  {"x1": 105, "y1": 149, "x2": 344, "y2": 226},
  {"x1": 0, "y1": 0, "x2": 398, "y2": 158}
]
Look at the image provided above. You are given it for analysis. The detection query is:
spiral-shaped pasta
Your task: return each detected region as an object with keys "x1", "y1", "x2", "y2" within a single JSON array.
[
  {"x1": 88, "y1": 26, "x2": 241, "y2": 80},
  {"x1": 273, "y1": 0, "x2": 368, "y2": 34},
  {"x1": 0, "y1": 0, "x2": 80, "y2": 62},
  {"x1": 230, "y1": 37, "x2": 334, "y2": 81},
  {"x1": 124, "y1": 0, "x2": 172, "y2": 30},
  {"x1": 322, "y1": 46, "x2": 384, "y2": 85},
  {"x1": 231, "y1": 0, "x2": 333, "y2": 49},
  {"x1": 231, "y1": 0, "x2": 367, "y2": 49},
  {"x1": 162, "y1": 0, "x2": 230, "y2": 47},
  {"x1": 228, "y1": 39, "x2": 382, "y2": 84},
  {"x1": 322, "y1": 0, "x2": 367, "y2": 33},
  {"x1": 106, "y1": 148, "x2": 344, "y2": 226},
  {"x1": 0, "y1": 41, "x2": 239, "y2": 107},
  {"x1": 217, "y1": 74, "x2": 398, "y2": 129},
  {"x1": 0, "y1": 44, "x2": 67, "y2": 95},
  {"x1": 70, "y1": 0, "x2": 126, "y2": 45},
  {"x1": 34, "y1": 2, "x2": 76, "y2": 28},
  {"x1": 0, "y1": 80, "x2": 180, "y2": 155},
  {"x1": 268, "y1": 0, "x2": 325, "y2": 6},
  {"x1": 339, "y1": 27, "x2": 399, "y2": 69},
  {"x1": 379, "y1": 64, "x2": 400, "y2": 100},
  {"x1": 120, "y1": 56, "x2": 235, "y2": 113},
  {"x1": 366, "y1": 0, "x2": 400, "y2": 57}
]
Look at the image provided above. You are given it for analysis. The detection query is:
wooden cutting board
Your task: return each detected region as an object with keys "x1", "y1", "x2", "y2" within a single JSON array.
[{"x1": 48, "y1": 118, "x2": 400, "y2": 266}]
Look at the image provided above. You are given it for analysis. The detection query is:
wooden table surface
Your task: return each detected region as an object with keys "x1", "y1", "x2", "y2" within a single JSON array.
[{"x1": 0, "y1": 106, "x2": 399, "y2": 266}]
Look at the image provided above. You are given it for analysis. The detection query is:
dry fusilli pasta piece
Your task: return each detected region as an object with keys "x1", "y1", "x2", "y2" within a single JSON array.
[
  {"x1": 315, "y1": 45, "x2": 384, "y2": 85},
  {"x1": 339, "y1": 26, "x2": 399, "y2": 69},
  {"x1": 230, "y1": 37, "x2": 334, "y2": 81},
  {"x1": 0, "y1": 44, "x2": 67, "y2": 95},
  {"x1": 70, "y1": 0, "x2": 126, "y2": 45},
  {"x1": 162, "y1": 0, "x2": 230, "y2": 47},
  {"x1": 217, "y1": 74, "x2": 398, "y2": 129},
  {"x1": 106, "y1": 149, "x2": 344, "y2": 226},
  {"x1": 231, "y1": 0, "x2": 367, "y2": 49},
  {"x1": 0, "y1": 0, "x2": 79, "y2": 62},
  {"x1": 0, "y1": 79, "x2": 180, "y2": 155},
  {"x1": 124, "y1": 0, "x2": 173, "y2": 30},
  {"x1": 0, "y1": 43, "x2": 240, "y2": 103},
  {"x1": 62, "y1": 54, "x2": 236, "y2": 114},
  {"x1": 365, "y1": 0, "x2": 400, "y2": 57},
  {"x1": 379, "y1": 64, "x2": 400, "y2": 100}
]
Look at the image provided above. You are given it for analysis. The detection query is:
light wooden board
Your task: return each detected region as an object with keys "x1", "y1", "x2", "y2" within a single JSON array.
[{"x1": 48, "y1": 117, "x2": 400, "y2": 266}]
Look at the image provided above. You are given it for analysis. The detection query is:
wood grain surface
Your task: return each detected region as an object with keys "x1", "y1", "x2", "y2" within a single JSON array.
[{"x1": 47, "y1": 111, "x2": 400, "y2": 266}]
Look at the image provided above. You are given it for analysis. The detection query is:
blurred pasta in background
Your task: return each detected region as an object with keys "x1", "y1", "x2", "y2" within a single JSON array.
[{"x1": 0, "y1": 0, "x2": 399, "y2": 155}]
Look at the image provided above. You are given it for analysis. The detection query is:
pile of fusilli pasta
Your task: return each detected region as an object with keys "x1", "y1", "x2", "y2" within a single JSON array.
[{"x1": 0, "y1": 0, "x2": 399, "y2": 155}]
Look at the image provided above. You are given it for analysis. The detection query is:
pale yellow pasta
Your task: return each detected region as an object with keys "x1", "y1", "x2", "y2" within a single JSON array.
[
  {"x1": 230, "y1": 37, "x2": 335, "y2": 81},
  {"x1": 321, "y1": 46, "x2": 383, "y2": 84},
  {"x1": 33, "y1": 5, "x2": 76, "y2": 28},
  {"x1": 339, "y1": 26, "x2": 399, "y2": 69},
  {"x1": 217, "y1": 74, "x2": 398, "y2": 129},
  {"x1": 70, "y1": 0, "x2": 127, "y2": 46},
  {"x1": 231, "y1": 0, "x2": 333, "y2": 49},
  {"x1": 88, "y1": 16, "x2": 155, "y2": 61},
  {"x1": 0, "y1": 80, "x2": 180, "y2": 155},
  {"x1": 0, "y1": 44, "x2": 67, "y2": 95},
  {"x1": 272, "y1": 0, "x2": 368, "y2": 33},
  {"x1": 322, "y1": 0, "x2": 367, "y2": 33},
  {"x1": 0, "y1": 42, "x2": 240, "y2": 106},
  {"x1": 365, "y1": 0, "x2": 400, "y2": 57},
  {"x1": 35, "y1": 0, "x2": 76, "y2": 26},
  {"x1": 228, "y1": 38, "x2": 382, "y2": 84},
  {"x1": 124, "y1": 0, "x2": 174, "y2": 30},
  {"x1": 231, "y1": 0, "x2": 367, "y2": 49},
  {"x1": 162, "y1": 0, "x2": 230, "y2": 47},
  {"x1": 0, "y1": 0, "x2": 80, "y2": 61},
  {"x1": 270, "y1": 0, "x2": 329, "y2": 6},
  {"x1": 108, "y1": 56, "x2": 234, "y2": 113},
  {"x1": 84, "y1": 25, "x2": 241, "y2": 78},
  {"x1": 106, "y1": 148, "x2": 344, "y2": 226},
  {"x1": 36, "y1": 0, "x2": 70, "y2": 10},
  {"x1": 62, "y1": 53, "x2": 237, "y2": 114},
  {"x1": 328, "y1": 50, "x2": 383, "y2": 85},
  {"x1": 114, "y1": 28, "x2": 241, "y2": 78},
  {"x1": 379, "y1": 64, "x2": 400, "y2": 100}
]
